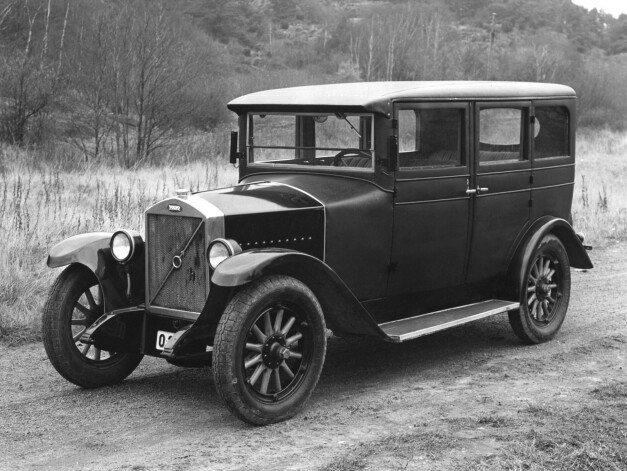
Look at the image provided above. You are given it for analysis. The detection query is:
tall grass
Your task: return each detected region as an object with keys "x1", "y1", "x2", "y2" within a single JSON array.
[
  {"x1": 0, "y1": 133, "x2": 237, "y2": 342},
  {"x1": 0, "y1": 129, "x2": 625, "y2": 342},
  {"x1": 573, "y1": 128, "x2": 627, "y2": 242}
]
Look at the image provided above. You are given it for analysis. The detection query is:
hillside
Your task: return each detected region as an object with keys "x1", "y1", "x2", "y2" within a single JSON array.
[{"x1": 0, "y1": 0, "x2": 625, "y2": 165}]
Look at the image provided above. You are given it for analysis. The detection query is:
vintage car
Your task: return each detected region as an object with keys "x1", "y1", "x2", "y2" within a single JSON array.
[{"x1": 43, "y1": 81, "x2": 593, "y2": 425}]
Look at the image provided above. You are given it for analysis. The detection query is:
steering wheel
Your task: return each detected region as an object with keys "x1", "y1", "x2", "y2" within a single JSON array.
[{"x1": 332, "y1": 149, "x2": 371, "y2": 167}]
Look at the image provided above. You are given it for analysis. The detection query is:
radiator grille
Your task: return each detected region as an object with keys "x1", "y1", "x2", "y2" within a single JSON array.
[{"x1": 147, "y1": 214, "x2": 207, "y2": 313}]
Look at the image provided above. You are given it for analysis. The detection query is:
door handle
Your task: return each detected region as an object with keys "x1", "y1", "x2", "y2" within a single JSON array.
[{"x1": 466, "y1": 186, "x2": 489, "y2": 195}]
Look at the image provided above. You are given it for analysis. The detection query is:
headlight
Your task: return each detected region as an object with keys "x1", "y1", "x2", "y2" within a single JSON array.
[
  {"x1": 208, "y1": 238, "x2": 241, "y2": 269},
  {"x1": 110, "y1": 230, "x2": 135, "y2": 263}
]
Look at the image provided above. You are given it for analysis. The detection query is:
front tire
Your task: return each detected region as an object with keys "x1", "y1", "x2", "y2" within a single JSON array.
[
  {"x1": 508, "y1": 235, "x2": 571, "y2": 344},
  {"x1": 213, "y1": 275, "x2": 327, "y2": 425},
  {"x1": 42, "y1": 265, "x2": 143, "y2": 388}
]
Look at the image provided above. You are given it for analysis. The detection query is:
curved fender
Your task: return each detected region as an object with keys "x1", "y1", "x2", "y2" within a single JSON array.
[
  {"x1": 48, "y1": 232, "x2": 113, "y2": 275},
  {"x1": 507, "y1": 217, "x2": 593, "y2": 299},
  {"x1": 211, "y1": 250, "x2": 388, "y2": 338},
  {"x1": 47, "y1": 232, "x2": 145, "y2": 312}
]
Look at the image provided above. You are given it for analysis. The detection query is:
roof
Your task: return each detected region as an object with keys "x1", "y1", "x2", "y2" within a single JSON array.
[{"x1": 227, "y1": 81, "x2": 576, "y2": 116}]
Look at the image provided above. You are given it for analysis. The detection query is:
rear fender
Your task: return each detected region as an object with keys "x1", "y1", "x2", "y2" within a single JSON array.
[
  {"x1": 47, "y1": 232, "x2": 145, "y2": 313},
  {"x1": 506, "y1": 217, "x2": 593, "y2": 299},
  {"x1": 209, "y1": 250, "x2": 387, "y2": 338}
]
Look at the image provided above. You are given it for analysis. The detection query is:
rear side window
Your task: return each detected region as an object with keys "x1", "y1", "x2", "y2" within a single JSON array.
[
  {"x1": 479, "y1": 108, "x2": 524, "y2": 165},
  {"x1": 534, "y1": 106, "x2": 569, "y2": 159},
  {"x1": 397, "y1": 108, "x2": 464, "y2": 169}
]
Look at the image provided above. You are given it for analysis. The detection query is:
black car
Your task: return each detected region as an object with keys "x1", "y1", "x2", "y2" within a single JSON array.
[{"x1": 43, "y1": 81, "x2": 593, "y2": 424}]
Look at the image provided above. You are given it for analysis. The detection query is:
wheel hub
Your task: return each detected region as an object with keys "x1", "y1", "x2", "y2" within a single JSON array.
[{"x1": 262, "y1": 333, "x2": 287, "y2": 369}]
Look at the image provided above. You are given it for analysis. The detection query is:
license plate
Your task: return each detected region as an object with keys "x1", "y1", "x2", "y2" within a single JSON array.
[{"x1": 155, "y1": 330, "x2": 174, "y2": 351}]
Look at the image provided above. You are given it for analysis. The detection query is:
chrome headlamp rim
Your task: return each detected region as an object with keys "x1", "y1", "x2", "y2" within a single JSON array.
[
  {"x1": 208, "y1": 238, "x2": 241, "y2": 270},
  {"x1": 110, "y1": 230, "x2": 136, "y2": 263}
]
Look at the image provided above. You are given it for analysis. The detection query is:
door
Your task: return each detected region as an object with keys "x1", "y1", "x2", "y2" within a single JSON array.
[
  {"x1": 466, "y1": 102, "x2": 532, "y2": 283},
  {"x1": 388, "y1": 103, "x2": 471, "y2": 296}
]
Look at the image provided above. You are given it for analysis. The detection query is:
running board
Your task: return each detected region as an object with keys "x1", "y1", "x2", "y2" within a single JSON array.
[{"x1": 379, "y1": 299, "x2": 520, "y2": 343}]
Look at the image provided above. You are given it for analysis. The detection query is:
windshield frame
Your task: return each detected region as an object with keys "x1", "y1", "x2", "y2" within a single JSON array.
[{"x1": 245, "y1": 111, "x2": 376, "y2": 173}]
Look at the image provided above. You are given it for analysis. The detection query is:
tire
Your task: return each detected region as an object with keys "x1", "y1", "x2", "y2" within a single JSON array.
[
  {"x1": 508, "y1": 234, "x2": 571, "y2": 344},
  {"x1": 213, "y1": 275, "x2": 327, "y2": 425},
  {"x1": 42, "y1": 265, "x2": 143, "y2": 388}
]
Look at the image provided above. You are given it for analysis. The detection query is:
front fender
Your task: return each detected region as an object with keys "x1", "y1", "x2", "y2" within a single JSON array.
[
  {"x1": 47, "y1": 232, "x2": 113, "y2": 275},
  {"x1": 211, "y1": 250, "x2": 387, "y2": 338},
  {"x1": 506, "y1": 217, "x2": 593, "y2": 299},
  {"x1": 47, "y1": 232, "x2": 145, "y2": 312}
]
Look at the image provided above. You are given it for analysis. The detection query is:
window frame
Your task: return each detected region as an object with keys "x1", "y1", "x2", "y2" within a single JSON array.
[
  {"x1": 394, "y1": 102, "x2": 471, "y2": 179},
  {"x1": 245, "y1": 111, "x2": 376, "y2": 173}
]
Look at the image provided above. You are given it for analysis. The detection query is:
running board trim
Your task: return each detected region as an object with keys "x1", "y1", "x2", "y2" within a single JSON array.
[{"x1": 379, "y1": 299, "x2": 520, "y2": 343}]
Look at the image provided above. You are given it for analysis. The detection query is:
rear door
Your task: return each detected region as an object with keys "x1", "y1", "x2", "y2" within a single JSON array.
[{"x1": 466, "y1": 102, "x2": 532, "y2": 283}]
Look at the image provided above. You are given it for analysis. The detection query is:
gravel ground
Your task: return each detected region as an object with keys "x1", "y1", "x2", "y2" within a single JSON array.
[{"x1": 1, "y1": 242, "x2": 625, "y2": 470}]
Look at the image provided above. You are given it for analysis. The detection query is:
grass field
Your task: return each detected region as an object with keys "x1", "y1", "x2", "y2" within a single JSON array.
[{"x1": 0, "y1": 129, "x2": 625, "y2": 342}]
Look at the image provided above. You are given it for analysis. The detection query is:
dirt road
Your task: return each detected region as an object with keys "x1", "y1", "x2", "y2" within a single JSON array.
[{"x1": 1, "y1": 242, "x2": 626, "y2": 470}]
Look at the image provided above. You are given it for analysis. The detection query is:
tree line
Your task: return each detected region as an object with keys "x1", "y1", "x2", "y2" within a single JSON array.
[{"x1": 0, "y1": 0, "x2": 625, "y2": 167}]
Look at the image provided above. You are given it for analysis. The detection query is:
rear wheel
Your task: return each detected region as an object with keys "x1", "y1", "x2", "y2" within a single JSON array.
[
  {"x1": 508, "y1": 235, "x2": 571, "y2": 344},
  {"x1": 42, "y1": 265, "x2": 143, "y2": 388},
  {"x1": 213, "y1": 275, "x2": 327, "y2": 425}
]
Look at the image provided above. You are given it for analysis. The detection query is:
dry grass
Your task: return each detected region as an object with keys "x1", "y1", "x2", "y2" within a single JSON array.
[
  {"x1": 573, "y1": 128, "x2": 627, "y2": 244},
  {"x1": 0, "y1": 129, "x2": 626, "y2": 343},
  {"x1": 0, "y1": 133, "x2": 237, "y2": 342}
]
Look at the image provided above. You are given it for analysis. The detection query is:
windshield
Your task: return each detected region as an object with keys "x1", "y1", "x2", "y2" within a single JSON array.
[{"x1": 247, "y1": 113, "x2": 374, "y2": 170}]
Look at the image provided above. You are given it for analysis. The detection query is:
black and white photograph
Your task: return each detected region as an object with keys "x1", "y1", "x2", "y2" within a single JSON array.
[{"x1": 1, "y1": 0, "x2": 626, "y2": 469}]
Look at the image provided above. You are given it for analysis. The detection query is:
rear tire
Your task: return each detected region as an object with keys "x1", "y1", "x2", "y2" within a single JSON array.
[
  {"x1": 508, "y1": 235, "x2": 571, "y2": 344},
  {"x1": 42, "y1": 265, "x2": 143, "y2": 388},
  {"x1": 213, "y1": 275, "x2": 327, "y2": 425}
]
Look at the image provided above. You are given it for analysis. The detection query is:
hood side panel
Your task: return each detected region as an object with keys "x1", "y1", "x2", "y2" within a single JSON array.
[{"x1": 225, "y1": 208, "x2": 324, "y2": 260}]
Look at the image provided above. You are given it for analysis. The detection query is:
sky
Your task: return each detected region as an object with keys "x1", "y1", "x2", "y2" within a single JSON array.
[{"x1": 571, "y1": 0, "x2": 627, "y2": 17}]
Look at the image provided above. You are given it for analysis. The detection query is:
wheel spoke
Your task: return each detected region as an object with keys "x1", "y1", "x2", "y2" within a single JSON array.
[
  {"x1": 528, "y1": 293, "x2": 537, "y2": 307},
  {"x1": 244, "y1": 354, "x2": 262, "y2": 369},
  {"x1": 531, "y1": 300, "x2": 538, "y2": 319},
  {"x1": 280, "y1": 316, "x2": 296, "y2": 336},
  {"x1": 81, "y1": 343, "x2": 91, "y2": 355},
  {"x1": 264, "y1": 312, "x2": 273, "y2": 336},
  {"x1": 252, "y1": 325, "x2": 266, "y2": 343},
  {"x1": 260, "y1": 368, "x2": 271, "y2": 394},
  {"x1": 527, "y1": 286, "x2": 536, "y2": 293},
  {"x1": 543, "y1": 259, "x2": 551, "y2": 276},
  {"x1": 245, "y1": 343, "x2": 263, "y2": 353},
  {"x1": 547, "y1": 268, "x2": 555, "y2": 280},
  {"x1": 288, "y1": 351, "x2": 302, "y2": 360},
  {"x1": 94, "y1": 348, "x2": 101, "y2": 361},
  {"x1": 547, "y1": 295, "x2": 556, "y2": 304},
  {"x1": 286, "y1": 332, "x2": 302, "y2": 346},
  {"x1": 541, "y1": 300, "x2": 550, "y2": 320},
  {"x1": 280, "y1": 361, "x2": 295, "y2": 379},
  {"x1": 84, "y1": 289, "x2": 97, "y2": 310},
  {"x1": 74, "y1": 302, "x2": 91, "y2": 317},
  {"x1": 532, "y1": 260, "x2": 540, "y2": 277},
  {"x1": 249, "y1": 363, "x2": 265, "y2": 386},
  {"x1": 548, "y1": 283, "x2": 557, "y2": 289},
  {"x1": 71, "y1": 318, "x2": 87, "y2": 326},
  {"x1": 273, "y1": 368, "x2": 282, "y2": 392},
  {"x1": 274, "y1": 308, "x2": 284, "y2": 333},
  {"x1": 72, "y1": 328, "x2": 86, "y2": 342}
]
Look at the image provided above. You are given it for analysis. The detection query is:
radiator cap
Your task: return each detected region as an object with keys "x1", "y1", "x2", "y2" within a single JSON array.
[{"x1": 175, "y1": 188, "x2": 191, "y2": 199}]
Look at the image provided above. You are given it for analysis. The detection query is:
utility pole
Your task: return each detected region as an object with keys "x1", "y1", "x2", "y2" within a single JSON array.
[{"x1": 487, "y1": 12, "x2": 496, "y2": 79}]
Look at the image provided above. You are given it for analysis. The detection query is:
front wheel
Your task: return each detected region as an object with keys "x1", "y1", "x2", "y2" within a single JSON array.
[
  {"x1": 508, "y1": 235, "x2": 571, "y2": 344},
  {"x1": 212, "y1": 275, "x2": 327, "y2": 425},
  {"x1": 42, "y1": 265, "x2": 143, "y2": 388}
]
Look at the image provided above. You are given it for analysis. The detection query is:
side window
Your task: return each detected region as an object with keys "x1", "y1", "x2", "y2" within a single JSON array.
[
  {"x1": 397, "y1": 108, "x2": 464, "y2": 169},
  {"x1": 479, "y1": 108, "x2": 524, "y2": 165},
  {"x1": 534, "y1": 106, "x2": 569, "y2": 159}
]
